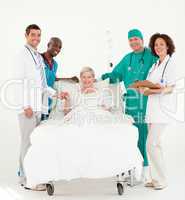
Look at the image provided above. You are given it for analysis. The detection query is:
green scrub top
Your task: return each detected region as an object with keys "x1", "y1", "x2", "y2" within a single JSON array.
[{"x1": 102, "y1": 47, "x2": 157, "y2": 122}]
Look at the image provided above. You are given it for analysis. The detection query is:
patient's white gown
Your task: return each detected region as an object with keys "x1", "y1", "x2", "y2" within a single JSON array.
[
  {"x1": 24, "y1": 89, "x2": 143, "y2": 187},
  {"x1": 49, "y1": 88, "x2": 132, "y2": 126}
]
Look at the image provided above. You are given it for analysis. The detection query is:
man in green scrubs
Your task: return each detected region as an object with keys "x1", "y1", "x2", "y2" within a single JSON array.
[{"x1": 102, "y1": 29, "x2": 157, "y2": 181}]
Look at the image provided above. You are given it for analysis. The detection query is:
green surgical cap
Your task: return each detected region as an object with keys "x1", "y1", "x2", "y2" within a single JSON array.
[{"x1": 128, "y1": 29, "x2": 143, "y2": 39}]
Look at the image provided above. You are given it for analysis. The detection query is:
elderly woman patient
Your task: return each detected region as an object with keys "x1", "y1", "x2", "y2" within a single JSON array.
[{"x1": 56, "y1": 66, "x2": 130, "y2": 126}]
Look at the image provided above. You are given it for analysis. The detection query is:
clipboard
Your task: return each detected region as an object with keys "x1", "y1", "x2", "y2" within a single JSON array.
[{"x1": 129, "y1": 80, "x2": 161, "y2": 89}]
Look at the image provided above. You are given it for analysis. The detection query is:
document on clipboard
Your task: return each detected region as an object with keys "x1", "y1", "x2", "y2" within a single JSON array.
[{"x1": 129, "y1": 80, "x2": 161, "y2": 89}]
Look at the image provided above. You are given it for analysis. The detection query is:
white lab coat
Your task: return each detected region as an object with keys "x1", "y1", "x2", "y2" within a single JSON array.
[
  {"x1": 15, "y1": 44, "x2": 57, "y2": 180},
  {"x1": 145, "y1": 54, "x2": 177, "y2": 123},
  {"x1": 15, "y1": 44, "x2": 56, "y2": 114}
]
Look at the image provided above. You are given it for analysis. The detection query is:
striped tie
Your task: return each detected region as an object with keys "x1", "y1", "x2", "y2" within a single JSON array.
[{"x1": 34, "y1": 52, "x2": 47, "y2": 89}]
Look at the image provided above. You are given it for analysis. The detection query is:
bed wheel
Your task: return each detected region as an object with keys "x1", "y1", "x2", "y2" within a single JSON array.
[
  {"x1": 46, "y1": 182, "x2": 54, "y2": 196},
  {"x1": 117, "y1": 183, "x2": 124, "y2": 195}
]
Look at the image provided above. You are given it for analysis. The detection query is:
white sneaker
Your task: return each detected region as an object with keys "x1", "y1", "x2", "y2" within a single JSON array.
[
  {"x1": 25, "y1": 184, "x2": 46, "y2": 191},
  {"x1": 153, "y1": 182, "x2": 167, "y2": 190},
  {"x1": 144, "y1": 180, "x2": 158, "y2": 188}
]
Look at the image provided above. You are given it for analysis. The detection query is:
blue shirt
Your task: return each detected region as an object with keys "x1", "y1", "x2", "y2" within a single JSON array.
[
  {"x1": 42, "y1": 55, "x2": 58, "y2": 111},
  {"x1": 44, "y1": 59, "x2": 58, "y2": 88}
]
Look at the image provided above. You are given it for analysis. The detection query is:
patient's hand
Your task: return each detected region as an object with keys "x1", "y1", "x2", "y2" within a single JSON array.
[
  {"x1": 58, "y1": 92, "x2": 70, "y2": 100},
  {"x1": 63, "y1": 92, "x2": 70, "y2": 100},
  {"x1": 62, "y1": 92, "x2": 71, "y2": 115}
]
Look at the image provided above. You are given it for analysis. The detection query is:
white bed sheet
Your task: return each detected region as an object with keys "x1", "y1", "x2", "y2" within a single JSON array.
[{"x1": 24, "y1": 122, "x2": 143, "y2": 187}]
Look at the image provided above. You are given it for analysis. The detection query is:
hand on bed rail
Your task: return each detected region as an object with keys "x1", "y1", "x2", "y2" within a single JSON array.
[{"x1": 56, "y1": 76, "x2": 79, "y2": 83}]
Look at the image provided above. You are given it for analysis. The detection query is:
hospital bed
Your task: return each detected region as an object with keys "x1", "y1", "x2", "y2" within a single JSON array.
[{"x1": 23, "y1": 78, "x2": 143, "y2": 196}]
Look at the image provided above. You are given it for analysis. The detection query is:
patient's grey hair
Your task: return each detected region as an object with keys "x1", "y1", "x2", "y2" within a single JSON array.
[{"x1": 80, "y1": 67, "x2": 95, "y2": 78}]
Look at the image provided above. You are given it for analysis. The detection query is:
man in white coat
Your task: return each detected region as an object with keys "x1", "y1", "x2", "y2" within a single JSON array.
[{"x1": 16, "y1": 24, "x2": 65, "y2": 190}]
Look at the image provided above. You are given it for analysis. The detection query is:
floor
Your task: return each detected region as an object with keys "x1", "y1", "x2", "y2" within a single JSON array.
[{"x1": 0, "y1": 171, "x2": 185, "y2": 200}]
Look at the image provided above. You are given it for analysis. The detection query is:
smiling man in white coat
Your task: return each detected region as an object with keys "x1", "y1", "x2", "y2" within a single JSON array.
[{"x1": 15, "y1": 24, "x2": 65, "y2": 191}]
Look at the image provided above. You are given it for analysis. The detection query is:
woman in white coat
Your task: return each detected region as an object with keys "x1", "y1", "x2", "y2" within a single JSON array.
[{"x1": 138, "y1": 33, "x2": 176, "y2": 190}]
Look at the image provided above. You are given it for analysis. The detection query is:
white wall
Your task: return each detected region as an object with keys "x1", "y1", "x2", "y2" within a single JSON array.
[{"x1": 0, "y1": 0, "x2": 185, "y2": 181}]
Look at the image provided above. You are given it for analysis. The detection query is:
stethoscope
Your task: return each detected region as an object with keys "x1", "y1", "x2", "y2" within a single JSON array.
[
  {"x1": 25, "y1": 45, "x2": 43, "y2": 69},
  {"x1": 128, "y1": 47, "x2": 145, "y2": 69},
  {"x1": 25, "y1": 45, "x2": 37, "y2": 65},
  {"x1": 149, "y1": 57, "x2": 171, "y2": 84},
  {"x1": 160, "y1": 58, "x2": 170, "y2": 84},
  {"x1": 25, "y1": 45, "x2": 47, "y2": 88},
  {"x1": 128, "y1": 48, "x2": 146, "y2": 82}
]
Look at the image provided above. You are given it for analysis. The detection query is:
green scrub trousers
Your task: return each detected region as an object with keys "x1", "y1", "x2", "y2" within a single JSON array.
[{"x1": 102, "y1": 47, "x2": 157, "y2": 166}]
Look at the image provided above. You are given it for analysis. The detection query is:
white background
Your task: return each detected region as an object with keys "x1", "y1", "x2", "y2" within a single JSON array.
[{"x1": 0, "y1": 0, "x2": 185, "y2": 199}]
